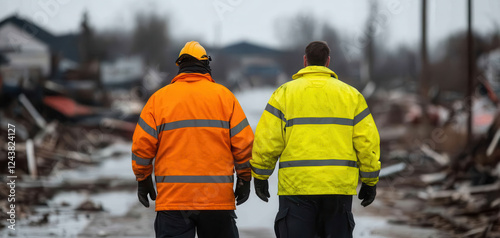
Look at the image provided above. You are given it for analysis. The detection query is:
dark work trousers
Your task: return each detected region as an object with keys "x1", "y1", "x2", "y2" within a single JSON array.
[
  {"x1": 154, "y1": 210, "x2": 239, "y2": 238},
  {"x1": 275, "y1": 195, "x2": 355, "y2": 238}
]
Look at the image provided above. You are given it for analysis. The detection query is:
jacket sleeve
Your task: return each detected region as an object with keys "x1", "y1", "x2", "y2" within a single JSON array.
[
  {"x1": 250, "y1": 90, "x2": 286, "y2": 180},
  {"x1": 230, "y1": 96, "x2": 254, "y2": 182},
  {"x1": 353, "y1": 93, "x2": 381, "y2": 186},
  {"x1": 132, "y1": 95, "x2": 158, "y2": 181}
]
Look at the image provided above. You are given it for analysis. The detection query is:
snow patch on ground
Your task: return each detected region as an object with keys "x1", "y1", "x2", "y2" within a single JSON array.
[
  {"x1": 234, "y1": 87, "x2": 276, "y2": 131},
  {"x1": 234, "y1": 87, "x2": 279, "y2": 231}
]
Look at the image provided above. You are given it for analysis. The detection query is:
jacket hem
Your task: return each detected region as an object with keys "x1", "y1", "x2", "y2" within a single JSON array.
[
  {"x1": 155, "y1": 204, "x2": 236, "y2": 211},
  {"x1": 278, "y1": 189, "x2": 357, "y2": 196}
]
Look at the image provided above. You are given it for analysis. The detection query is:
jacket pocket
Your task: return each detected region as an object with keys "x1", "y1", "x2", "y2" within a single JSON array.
[{"x1": 274, "y1": 207, "x2": 289, "y2": 238}]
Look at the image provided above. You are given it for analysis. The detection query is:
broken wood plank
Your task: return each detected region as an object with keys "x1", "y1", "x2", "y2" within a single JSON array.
[
  {"x1": 379, "y1": 162, "x2": 406, "y2": 178},
  {"x1": 467, "y1": 182, "x2": 500, "y2": 194},
  {"x1": 26, "y1": 139, "x2": 37, "y2": 179},
  {"x1": 420, "y1": 182, "x2": 500, "y2": 200},
  {"x1": 487, "y1": 128, "x2": 500, "y2": 157},
  {"x1": 420, "y1": 172, "x2": 447, "y2": 184},
  {"x1": 460, "y1": 226, "x2": 488, "y2": 237},
  {"x1": 34, "y1": 121, "x2": 58, "y2": 148},
  {"x1": 420, "y1": 144, "x2": 450, "y2": 166},
  {"x1": 18, "y1": 93, "x2": 46, "y2": 128},
  {"x1": 37, "y1": 148, "x2": 94, "y2": 164}
]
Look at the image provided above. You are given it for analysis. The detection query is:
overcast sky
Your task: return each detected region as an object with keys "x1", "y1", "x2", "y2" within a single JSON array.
[{"x1": 1, "y1": 0, "x2": 499, "y2": 50}]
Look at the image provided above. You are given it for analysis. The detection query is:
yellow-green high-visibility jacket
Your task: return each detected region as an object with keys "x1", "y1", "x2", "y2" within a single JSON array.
[{"x1": 251, "y1": 66, "x2": 381, "y2": 195}]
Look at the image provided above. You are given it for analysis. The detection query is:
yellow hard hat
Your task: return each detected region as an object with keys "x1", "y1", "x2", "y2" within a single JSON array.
[{"x1": 176, "y1": 41, "x2": 211, "y2": 66}]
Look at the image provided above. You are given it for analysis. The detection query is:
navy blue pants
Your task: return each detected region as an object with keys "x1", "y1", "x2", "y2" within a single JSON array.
[
  {"x1": 275, "y1": 195, "x2": 355, "y2": 238},
  {"x1": 154, "y1": 210, "x2": 239, "y2": 238}
]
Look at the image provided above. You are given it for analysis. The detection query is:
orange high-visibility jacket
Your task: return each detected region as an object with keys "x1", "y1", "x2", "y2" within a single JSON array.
[{"x1": 131, "y1": 72, "x2": 253, "y2": 211}]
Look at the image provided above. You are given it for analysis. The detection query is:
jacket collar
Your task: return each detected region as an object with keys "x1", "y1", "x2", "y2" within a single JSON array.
[
  {"x1": 170, "y1": 73, "x2": 215, "y2": 84},
  {"x1": 292, "y1": 66, "x2": 338, "y2": 80}
]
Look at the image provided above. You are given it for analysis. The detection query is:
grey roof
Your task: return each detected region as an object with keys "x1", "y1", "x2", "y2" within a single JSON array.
[
  {"x1": 220, "y1": 41, "x2": 282, "y2": 55},
  {"x1": 0, "y1": 15, "x2": 80, "y2": 63}
]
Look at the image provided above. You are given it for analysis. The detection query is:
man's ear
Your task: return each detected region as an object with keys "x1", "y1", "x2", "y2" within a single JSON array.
[
  {"x1": 304, "y1": 55, "x2": 308, "y2": 67},
  {"x1": 325, "y1": 56, "x2": 330, "y2": 67}
]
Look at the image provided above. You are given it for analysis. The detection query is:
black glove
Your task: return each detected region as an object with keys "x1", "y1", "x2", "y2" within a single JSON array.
[
  {"x1": 254, "y1": 178, "x2": 270, "y2": 202},
  {"x1": 358, "y1": 183, "x2": 376, "y2": 207},
  {"x1": 138, "y1": 175, "x2": 156, "y2": 208},
  {"x1": 234, "y1": 177, "x2": 250, "y2": 205}
]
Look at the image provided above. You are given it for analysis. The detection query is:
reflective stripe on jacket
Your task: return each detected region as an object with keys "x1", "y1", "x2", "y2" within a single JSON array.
[
  {"x1": 132, "y1": 72, "x2": 253, "y2": 211},
  {"x1": 250, "y1": 66, "x2": 380, "y2": 196}
]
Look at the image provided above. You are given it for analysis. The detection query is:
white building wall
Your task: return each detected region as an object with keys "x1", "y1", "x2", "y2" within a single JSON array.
[{"x1": 0, "y1": 23, "x2": 51, "y2": 76}]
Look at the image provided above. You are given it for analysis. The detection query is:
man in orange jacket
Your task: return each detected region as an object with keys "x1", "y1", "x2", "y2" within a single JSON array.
[{"x1": 131, "y1": 41, "x2": 254, "y2": 238}]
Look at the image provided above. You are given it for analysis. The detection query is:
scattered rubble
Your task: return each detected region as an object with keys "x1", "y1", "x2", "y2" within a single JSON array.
[
  {"x1": 0, "y1": 92, "x2": 139, "y2": 229},
  {"x1": 371, "y1": 91, "x2": 500, "y2": 237},
  {"x1": 2, "y1": 76, "x2": 500, "y2": 237},
  {"x1": 76, "y1": 200, "x2": 104, "y2": 212},
  {"x1": 0, "y1": 93, "x2": 136, "y2": 177}
]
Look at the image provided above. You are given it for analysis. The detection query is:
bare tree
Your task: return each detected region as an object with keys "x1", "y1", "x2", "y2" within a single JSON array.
[
  {"x1": 275, "y1": 13, "x2": 355, "y2": 83},
  {"x1": 93, "y1": 30, "x2": 133, "y2": 61},
  {"x1": 132, "y1": 12, "x2": 169, "y2": 68}
]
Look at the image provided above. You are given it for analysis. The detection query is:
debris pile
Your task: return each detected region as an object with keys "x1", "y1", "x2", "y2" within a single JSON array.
[
  {"x1": 0, "y1": 93, "x2": 138, "y2": 221},
  {"x1": 372, "y1": 92, "x2": 500, "y2": 237},
  {"x1": 0, "y1": 94, "x2": 135, "y2": 177},
  {"x1": 76, "y1": 200, "x2": 104, "y2": 212}
]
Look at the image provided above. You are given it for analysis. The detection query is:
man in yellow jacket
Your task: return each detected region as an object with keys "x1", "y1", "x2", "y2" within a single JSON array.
[
  {"x1": 251, "y1": 41, "x2": 380, "y2": 238},
  {"x1": 132, "y1": 41, "x2": 254, "y2": 238}
]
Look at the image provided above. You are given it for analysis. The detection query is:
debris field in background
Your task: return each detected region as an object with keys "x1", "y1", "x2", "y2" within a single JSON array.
[
  {"x1": 0, "y1": 85, "x2": 499, "y2": 237},
  {"x1": 370, "y1": 88, "x2": 500, "y2": 238},
  {"x1": 0, "y1": 93, "x2": 137, "y2": 224}
]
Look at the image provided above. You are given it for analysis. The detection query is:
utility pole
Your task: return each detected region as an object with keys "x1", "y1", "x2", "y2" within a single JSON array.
[
  {"x1": 362, "y1": 1, "x2": 377, "y2": 84},
  {"x1": 420, "y1": 0, "x2": 429, "y2": 123},
  {"x1": 467, "y1": 0, "x2": 474, "y2": 144}
]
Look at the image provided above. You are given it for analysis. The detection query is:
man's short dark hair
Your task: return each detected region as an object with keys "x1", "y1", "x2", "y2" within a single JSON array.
[{"x1": 305, "y1": 41, "x2": 330, "y2": 66}]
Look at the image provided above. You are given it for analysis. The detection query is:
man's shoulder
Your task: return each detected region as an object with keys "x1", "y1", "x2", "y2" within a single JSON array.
[
  {"x1": 334, "y1": 79, "x2": 361, "y2": 95},
  {"x1": 150, "y1": 84, "x2": 170, "y2": 97},
  {"x1": 212, "y1": 81, "x2": 233, "y2": 92},
  {"x1": 270, "y1": 81, "x2": 292, "y2": 98},
  {"x1": 280, "y1": 76, "x2": 360, "y2": 93},
  {"x1": 204, "y1": 81, "x2": 238, "y2": 100}
]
